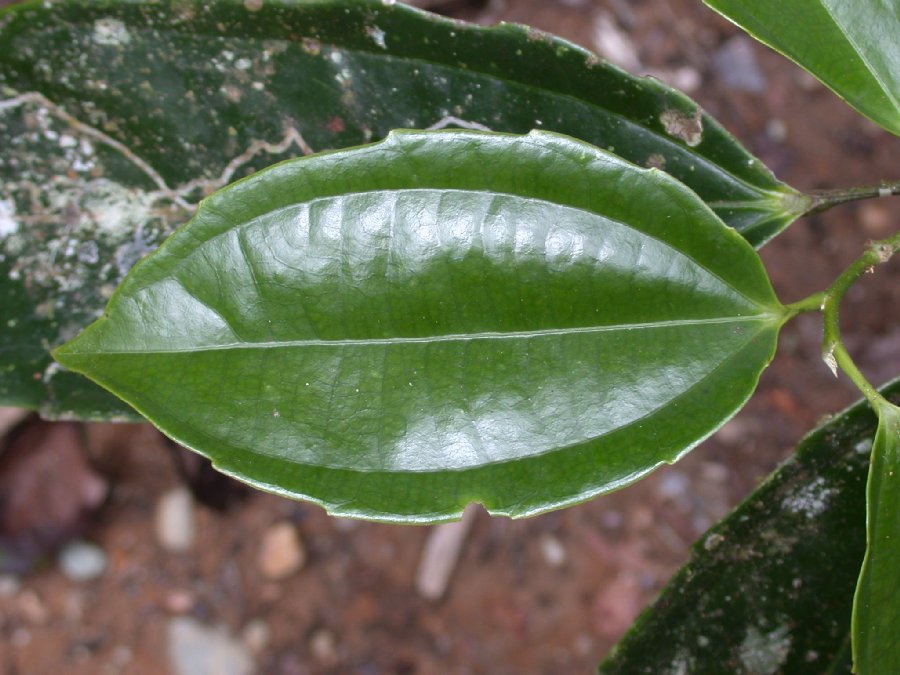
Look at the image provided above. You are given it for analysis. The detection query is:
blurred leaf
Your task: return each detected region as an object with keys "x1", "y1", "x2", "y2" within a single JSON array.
[
  {"x1": 853, "y1": 401, "x2": 900, "y2": 674},
  {"x1": 704, "y1": 0, "x2": 900, "y2": 136},
  {"x1": 600, "y1": 378, "x2": 900, "y2": 675},
  {"x1": 0, "y1": 0, "x2": 802, "y2": 419},
  {"x1": 55, "y1": 130, "x2": 784, "y2": 522}
]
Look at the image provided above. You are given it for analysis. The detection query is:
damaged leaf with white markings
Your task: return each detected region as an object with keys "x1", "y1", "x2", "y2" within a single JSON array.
[
  {"x1": 1, "y1": 0, "x2": 803, "y2": 419},
  {"x1": 55, "y1": 130, "x2": 787, "y2": 522},
  {"x1": 601, "y1": 379, "x2": 900, "y2": 675}
]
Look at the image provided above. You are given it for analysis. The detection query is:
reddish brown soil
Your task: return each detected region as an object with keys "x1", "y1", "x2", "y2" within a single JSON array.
[{"x1": 1, "y1": 1, "x2": 898, "y2": 674}]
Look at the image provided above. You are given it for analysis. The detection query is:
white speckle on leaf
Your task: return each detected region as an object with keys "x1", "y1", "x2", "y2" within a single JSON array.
[
  {"x1": 664, "y1": 652, "x2": 692, "y2": 675},
  {"x1": 0, "y1": 199, "x2": 19, "y2": 237},
  {"x1": 783, "y1": 477, "x2": 835, "y2": 518},
  {"x1": 234, "y1": 57, "x2": 252, "y2": 71},
  {"x1": 856, "y1": 438, "x2": 874, "y2": 454},
  {"x1": 703, "y1": 532, "x2": 725, "y2": 551},
  {"x1": 301, "y1": 38, "x2": 321, "y2": 56},
  {"x1": 739, "y1": 624, "x2": 791, "y2": 674},
  {"x1": 367, "y1": 26, "x2": 387, "y2": 49},
  {"x1": 93, "y1": 18, "x2": 132, "y2": 46}
]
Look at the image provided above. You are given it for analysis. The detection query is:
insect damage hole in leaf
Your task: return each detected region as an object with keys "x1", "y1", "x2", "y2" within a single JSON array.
[{"x1": 53, "y1": 129, "x2": 788, "y2": 523}]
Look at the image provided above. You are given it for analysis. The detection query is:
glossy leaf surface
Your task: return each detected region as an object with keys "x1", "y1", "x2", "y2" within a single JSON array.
[
  {"x1": 600, "y1": 378, "x2": 900, "y2": 675},
  {"x1": 853, "y1": 401, "x2": 900, "y2": 674},
  {"x1": 704, "y1": 0, "x2": 900, "y2": 137},
  {"x1": 1, "y1": 0, "x2": 802, "y2": 419},
  {"x1": 55, "y1": 130, "x2": 784, "y2": 522}
]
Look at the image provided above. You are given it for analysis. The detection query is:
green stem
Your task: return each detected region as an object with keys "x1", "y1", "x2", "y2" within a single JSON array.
[
  {"x1": 805, "y1": 180, "x2": 900, "y2": 215},
  {"x1": 785, "y1": 291, "x2": 826, "y2": 317},
  {"x1": 813, "y1": 230, "x2": 900, "y2": 408}
]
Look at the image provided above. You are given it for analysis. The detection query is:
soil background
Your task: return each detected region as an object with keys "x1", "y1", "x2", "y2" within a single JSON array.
[{"x1": 1, "y1": 1, "x2": 899, "y2": 674}]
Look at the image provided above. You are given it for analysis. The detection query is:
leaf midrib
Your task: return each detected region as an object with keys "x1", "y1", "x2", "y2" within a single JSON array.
[{"x1": 61, "y1": 314, "x2": 774, "y2": 356}]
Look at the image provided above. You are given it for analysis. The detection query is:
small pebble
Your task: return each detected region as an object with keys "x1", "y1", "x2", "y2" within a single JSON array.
[
  {"x1": 164, "y1": 589, "x2": 196, "y2": 614},
  {"x1": 17, "y1": 589, "x2": 49, "y2": 624},
  {"x1": 0, "y1": 574, "x2": 21, "y2": 597},
  {"x1": 241, "y1": 618, "x2": 271, "y2": 654},
  {"x1": 258, "y1": 522, "x2": 305, "y2": 580},
  {"x1": 540, "y1": 534, "x2": 567, "y2": 568},
  {"x1": 155, "y1": 487, "x2": 196, "y2": 553},
  {"x1": 167, "y1": 617, "x2": 253, "y2": 675},
  {"x1": 11, "y1": 628, "x2": 31, "y2": 648},
  {"x1": 59, "y1": 540, "x2": 107, "y2": 581},
  {"x1": 658, "y1": 471, "x2": 690, "y2": 500},
  {"x1": 861, "y1": 203, "x2": 892, "y2": 236},
  {"x1": 110, "y1": 645, "x2": 133, "y2": 669},
  {"x1": 63, "y1": 589, "x2": 87, "y2": 621},
  {"x1": 713, "y1": 35, "x2": 766, "y2": 93},
  {"x1": 309, "y1": 628, "x2": 338, "y2": 666}
]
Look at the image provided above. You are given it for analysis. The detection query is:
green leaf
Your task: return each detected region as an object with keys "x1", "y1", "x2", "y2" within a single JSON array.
[
  {"x1": 600, "y1": 378, "x2": 900, "y2": 675},
  {"x1": 1, "y1": 0, "x2": 802, "y2": 419},
  {"x1": 704, "y1": 0, "x2": 900, "y2": 137},
  {"x1": 54, "y1": 129, "x2": 785, "y2": 522},
  {"x1": 853, "y1": 401, "x2": 900, "y2": 674}
]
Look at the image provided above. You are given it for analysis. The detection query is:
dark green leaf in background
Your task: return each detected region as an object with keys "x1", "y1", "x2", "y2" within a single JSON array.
[
  {"x1": 704, "y1": 0, "x2": 900, "y2": 137},
  {"x1": 55, "y1": 130, "x2": 786, "y2": 522},
  {"x1": 600, "y1": 378, "x2": 900, "y2": 675},
  {"x1": 1, "y1": 0, "x2": 803, "y2": 419},
  {"x1": 853, "y1": 401, "x2": 900, "y2": 674}
]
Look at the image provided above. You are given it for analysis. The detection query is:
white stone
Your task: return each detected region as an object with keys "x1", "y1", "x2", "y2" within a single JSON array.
[
  {"x1": 258, "y1": 522, "x2": 305, "y2": 580},
  {"x1": 58, "y1": 541, "x2": 107, "y2": 581},
  {"x1": 155, "y1": 487, "x2": 196, "y2": 552},
  {"x1": 167, "y1": 617, "x2": 254, "y2": 675}
]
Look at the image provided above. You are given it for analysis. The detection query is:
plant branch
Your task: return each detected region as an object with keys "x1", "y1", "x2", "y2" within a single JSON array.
[
  {"x1": 806, "y1": 180, "x2": 900, "y2": 215},
  {"x1": 817, "y1": 231, "x2": 900, "y2": 408}
]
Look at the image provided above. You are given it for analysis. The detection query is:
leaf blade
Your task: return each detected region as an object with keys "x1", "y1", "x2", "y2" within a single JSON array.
[
  {"x1": 853, "y1": 402, "x2": 900, "y2": 673},
  {"x1": 1, "y1": 0, "x2": 801, "y2": 418},
  {"x1": 55, "y1": 130, "x2": 783, "y2": 522},
  {"x1": 600, "y1": 378, "x2": 900, "y2": 675},
  {"x1": 704, "y1": 0, "x2": 900, "y2": 136}
]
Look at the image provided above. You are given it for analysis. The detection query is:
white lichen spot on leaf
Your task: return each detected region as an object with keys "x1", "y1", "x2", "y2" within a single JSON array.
[
  {"x1": 738, "y1": 624, "x2": 792, "y2": 675},
  {"x1": 660, "y1": 108, "x2": 704, "y2": 147},
  {"x1": 366, "y1": 26, "x2": 387, "y2": 50},
  {"x1": 92, "y1": 18, "x2": 132, "y2": 47},
  {"x1": 1, "y1": 88, "x2": 318, "y2": 347},
  {"x1": 0, "y1": 198, "x2": 19, "y2": 236},
  {"x1": 645, "y1": 153, "x2": 667, "y2": 170},
  {"x1": 301, "y1": 38, "x2": 322, "y2": 56},
  {"x1": 782, "y1": 477, "x2": 835, "y2": 519}
]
